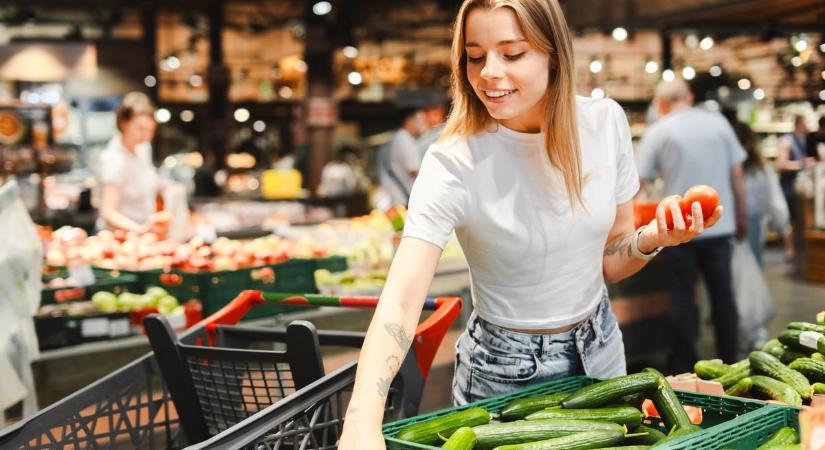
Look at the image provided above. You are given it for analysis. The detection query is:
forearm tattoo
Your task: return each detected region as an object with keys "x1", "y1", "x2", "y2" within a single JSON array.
[
  {"x1": 377, "y1": 376, "x2": 392, "y2": 399},
  {"x1": 384, "y1": 322, "x2": 413, "y2": 350},
  {"x1": 603, "y1": 233, "x2": 634, "y2": 257}
]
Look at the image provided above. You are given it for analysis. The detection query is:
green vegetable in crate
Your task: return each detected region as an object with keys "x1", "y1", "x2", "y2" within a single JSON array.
[
  {"x1": 501, "y1": 393, "x2": 569, "y2": 420},
  {"x1": 441, "y1": 427, "x2": 476, "y2": 450},
  {"x1": 813, "y1": 353, "x2": 825, "y2": 362},
  {"x1": 612, "y1": 392, "x2": 646, "y2": 409},
  {"x1": 818, "y1": 311, "x2": 825, "y2": 325},
  {"x1": 491, "y1": 429, "x2": 625, "y2": 450},
  {"x1": 560, "y1": 373, "x2": 660, "y2": 409},
  {"x1": 787, "y1": 358, "x2": 825, "y2": 383},
  {"x1": 623, "y1": 424, "x2": 666, "y2": 445},
  {"x1": 395, "y1": 407, "x2": 491, "y2": 445},
  {"x1": 642, "y1": 368, "x2": 693, "y2": 432},
  {"x1": 755, "y1": 426, "x2": 799, "y2": 449},
  {"x1": 761, "y1": 445, "x2": 801, "y2": 450},
  {"x1": 650, "y1": 425, "x2": 701, "y2": 447},
  {"x1": 778, "y1": 329, "x2": 825, "y2": 354},
  {"x1": 814, "y1": 382, "x2": 825, "y2": 394},
  {"x1": 763, "y1": 339, "x2": 786, "y2": 359},
  {"x1": 712, "y1": 360, "x2": 750, "y2": 388},
  {"x1": 748, "y1": 375, "x2": 802, "y2": 406},
  {"x1": 694, "y1": 360, "x2": 732, "y2": 379},
  {"x1": 724, "y1": 377, "x2": 752, "y2": 397},
  {"x1": 117, "y1": 292, "x2": 144, "y2": 310},
  {"x1": 471, "y1": 419, "x2": 625, "y2": 450},
  {"x1": 779, "y1": 348, "x2": 812, "y2": 365},
  {"x1": 749, "y1": 351, "x2": 812, "y2": 399},
  {"x1": 788, "y1": 322, "x2": 825, "y2": 334},
  {"x1": 91, "y1": 291, "x2": 118, "y2": 313},
  {"x1": 525, "y1": 406, "x2": 643, "y2": 428},
  {"x1": 592, "y1": 447, "x2": 651, "y2": 450}
]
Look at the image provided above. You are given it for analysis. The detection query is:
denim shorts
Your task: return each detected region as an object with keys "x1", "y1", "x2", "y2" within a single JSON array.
[{"x1": 452, "y1": 288, "x2": 626, "y2": 405}]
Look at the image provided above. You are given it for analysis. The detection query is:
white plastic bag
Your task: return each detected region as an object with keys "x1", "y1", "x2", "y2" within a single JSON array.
[
  {"x1": 731, "y1": 240, "x2": 774, "y2": 344},
  {"x1": 0, "y1": 180, "x2": 42, "y2": 415}
]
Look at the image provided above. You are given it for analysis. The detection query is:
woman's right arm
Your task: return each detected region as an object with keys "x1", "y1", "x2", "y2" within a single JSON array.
[
  {"x1": 774, "y1": 137, "x2": 802, "y2": 172},
  {"x1": 99, "y1": 184, "x2": 150, "y2": 233},
  {"x1": 338, "y1": 236, "x2": 444, "y2": 450}
]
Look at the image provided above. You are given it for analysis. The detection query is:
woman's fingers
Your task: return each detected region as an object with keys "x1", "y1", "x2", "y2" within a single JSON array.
[{"x1": 691, "y1": 202, "x2": 704, "y2": 235}]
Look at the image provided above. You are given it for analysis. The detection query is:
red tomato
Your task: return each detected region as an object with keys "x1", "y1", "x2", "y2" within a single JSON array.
[
  {"x1": 683, "y1": 185, "x2": 719, "y2": 220},
  {"x1": 659, "y1": 194, "x2": 685, "y2": 230}
]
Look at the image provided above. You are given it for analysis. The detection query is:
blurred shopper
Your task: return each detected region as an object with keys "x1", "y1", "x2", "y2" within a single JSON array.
[
  {"x1": 809, "y1": 116, "x2": 825, "y2": 161},
  {"x1": 317, "y1": 145, "x2": 371, "y2": 197},
  {"x1": 776, "y1": 115, "x2": 817, "y2": 221},
  {"x1": 416, "y1": 104, "x2": 448, "y2": 161},
  {"x1": 376, "y1": 108, "x2": 428, "y2": 205},
  {"x1": 339, "y1": 2, "x2": 724, "y2": 449},
  {"x1": 637, "y1": 79, "x2": 747, "y2": 373},
  {"x1": 97, "y1": 92, "x2": 168, "y2": 237},
  {"x1": 725, "y1": 113, "x2": 791, "y2": 266}
]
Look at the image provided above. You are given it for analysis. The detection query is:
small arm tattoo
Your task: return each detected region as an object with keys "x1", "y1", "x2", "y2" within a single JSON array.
[
  {"x1": 384, "y1": 322, "x2": 412, "y2": 350},
  {"x1": 385, "y1": 355, "x2": 401, "y2": 372},
  {"x1": 377, "y1": 376, "x2": 392, "y2": 398},
  {"x1": 604, "y1": 233, "x2": 634, "y2": 257}
]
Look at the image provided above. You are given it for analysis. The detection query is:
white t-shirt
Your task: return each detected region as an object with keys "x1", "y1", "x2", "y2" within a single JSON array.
[
  {"x1": 96, "y1": 136, "x2": 158, "y2": 230},
  {"x1": 403, "y1": 97, "x2": 639, "y2": 329},
  {"x1": 378, "y1": 129, "x2": 422, "y2": 205}
]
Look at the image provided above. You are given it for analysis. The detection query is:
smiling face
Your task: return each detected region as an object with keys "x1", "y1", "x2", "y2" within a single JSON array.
[{"x1": 464, "y1": 7, "x2": 550, "y2": 133}]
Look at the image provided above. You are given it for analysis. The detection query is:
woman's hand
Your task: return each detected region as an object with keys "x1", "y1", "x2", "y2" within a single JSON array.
[{"x1": 638, "y1": 199, "x2": 723, "y2": 252}]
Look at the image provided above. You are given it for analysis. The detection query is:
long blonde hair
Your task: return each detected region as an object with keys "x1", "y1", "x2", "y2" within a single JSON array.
[{"x1": 442, "y1": 0, "x2": 583, "y2": 207}]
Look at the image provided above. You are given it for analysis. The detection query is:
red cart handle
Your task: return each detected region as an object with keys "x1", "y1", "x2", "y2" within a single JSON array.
[{"x1": 196, "y1": 290, "x2": 462, "y2": 378}]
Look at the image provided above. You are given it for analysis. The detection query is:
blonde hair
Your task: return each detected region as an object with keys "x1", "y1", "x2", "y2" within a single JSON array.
[
  {"x1": 116, "y1": 92, "x2": 155, "y2": 132},
  {"x1": 442, "y1": 0, "x2": 583, "y2": 207}
]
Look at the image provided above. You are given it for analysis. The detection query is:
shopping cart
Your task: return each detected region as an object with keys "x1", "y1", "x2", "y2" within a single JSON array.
[{"x1": 0, "y1": 290, "x2": 460, "y2": 450}]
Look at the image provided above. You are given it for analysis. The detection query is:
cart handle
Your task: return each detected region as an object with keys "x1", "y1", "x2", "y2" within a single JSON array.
[{"x1": 196, "y1": 290, "x2": 462, "y2": 378}]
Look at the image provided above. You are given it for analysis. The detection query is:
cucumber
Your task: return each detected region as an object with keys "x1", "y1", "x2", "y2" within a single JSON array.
[
  {"x1": 525, "y1": 406, "x2": 643, "y2": 428},
  {"x1": 396, "y1": 407, "x2": 491, "y2": 445},
  {"x1": 492, "y1": 429, "x2": 625, "y2": 450},
  {"x1": 442, "y1": 427, "x2": 476, "y2": 450},
  {"x1": 725, "y1": 377, "x2": 752, "y2": 397},
  {"x1": 650, "y1": 425, "x2": 701, "y2": 447},
  {"x1": 642, "y1": 368, "x2": 693, "y2": 431},
  {"x1": 712, "y1": 360, "x2": 751, "y2": 388},
  {"x1": 755, "y1": 426, "x2": 799, "y2": 449},
  {"x1": 788, "y1": 322, "x2": 825, "y2": 334},
  {"x1": 610, "y1": 392, "x2": 646, "y2": 410},
  {"x1": 818, "y1": 311, "x2": 825, "y2": 325},
  {"x1": 813, "y1": 353, "x2": 825, "y2": 362},
  {"x1": 624, "y1": 424, "x2": 666, "y2": 445},
  {"x1": 763, "y1": 339, "x2": 784, "y2": 354},
  {"x1": 814, "y1": 382, "x2": 825, "y2": 394},
  {"x1": 749, "y1": 351, "x2": 812, "y2": 399},
  {"x1": 778, "y1": 329, "x2": 825, "y2": 354},
  {"x1": 694, "y1": 360, "x2": 732, "y2": 379},
  {"x1": 779, "y1": 348, "x2": 811, "y2": 365},
  {"x1": 761, "y1": 445, "x2": 801, "y2": 450},
  {"x1": 501, "y1": 393, "x2": 570, "y2": 420},
  {"x1": 561, "y1": 373, "x2": 660, "y2": 409},
  {"x1": 749, "y1": 375, "x2": 803, "y2": 406},
  {"x1": 593, "y1": 447, "x2": 651, "y2": 450},
  {"x1": 788, "y1": 357, "x2": 825, "y2": 383},
  {"x1": 472, "y1": 419, "x2": 625, "y2": 450}
]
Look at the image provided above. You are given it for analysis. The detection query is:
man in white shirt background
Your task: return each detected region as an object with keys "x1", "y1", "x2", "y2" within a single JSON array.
[{"x1": 377, "y1": 108, "x2": 429, "y2": 206}]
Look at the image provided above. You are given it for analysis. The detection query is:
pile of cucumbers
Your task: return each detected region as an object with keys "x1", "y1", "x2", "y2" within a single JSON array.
[
  {"x1": 393, "y1": 368, "x2": 701, "y2": 450},
  {"x1": 695, "y1": 312, "x2": 825, "y2": 407}
]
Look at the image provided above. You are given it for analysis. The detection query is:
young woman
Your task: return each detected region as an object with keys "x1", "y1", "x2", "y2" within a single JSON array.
[
  {"x1": 338, "y1": 1, "x2": 723, "y2": 448},
  {"x1": 97, "y1": 92, "x2": 168, "y2": 236}
]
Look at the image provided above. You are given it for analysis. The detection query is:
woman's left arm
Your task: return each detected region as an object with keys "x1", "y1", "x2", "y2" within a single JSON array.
[{"x1": 603, "y1": 199, "x2": 723, "y2": 283}]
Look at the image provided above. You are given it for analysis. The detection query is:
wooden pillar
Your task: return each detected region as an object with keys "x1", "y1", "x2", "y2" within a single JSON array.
[
  {"x1": 141, "y1": 1, "x2": 158, "y2": 103},
  {"x1": 206, "y1": 0, "x2": 229, "y2": 170},
  {"x1": 304, "y1": 4, "x2": 337, "y2": 196},
  {"x1": 661, "y1": 30, "x2": 672, "y2": 71}
]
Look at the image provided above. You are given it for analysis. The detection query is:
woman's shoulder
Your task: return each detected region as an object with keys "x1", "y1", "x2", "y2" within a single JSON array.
[
  {"x1": 576, "y1": 95, "x2": 624, "y2": 123},
  {"x1": 424, "y1": 134, "x2": 475, "y2": 166}
]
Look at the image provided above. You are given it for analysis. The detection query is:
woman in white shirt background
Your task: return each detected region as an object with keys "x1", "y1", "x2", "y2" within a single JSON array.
[
  {"x1": 97, "y1": 92, "x2": 168, "y2": 237},
  {"x1": 338, "y1": 1, "x2": 724, "y2": 448}
]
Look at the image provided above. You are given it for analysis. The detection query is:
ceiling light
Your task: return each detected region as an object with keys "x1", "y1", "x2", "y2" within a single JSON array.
[
  {"x1": 155, "y1": 108, "x2": 171, "y2": 123},
  {"x1": 295, "y1": 60, "x2": 308, "y2": 72},
  {"x1": 189, "y1": 75, "x2": 203, "y2": 87},
  {"x1": 165, "y1": 55, "x2": 180, "y2": 70},
  {"x1": 820, "y1": 89, "x2": 825, "y2": 101},
  {"x1": 180, "y1": 110, "x2": 194, "y2": 122},
  {"x1": 718, "y1": 86, "x2": 730, "y2": 98},
  {"x1": 645, "y1": 60, "x2": 658, "y2": 74},
  {"x1": 589, "y1": 60, "x2": 603, "y2": 74},
  {"x1": 737, "y1": 78, "x2": 751, "y2": 90},
  {"x1": 347, "y1": 71, "x2": 363, "y2": 85},
  {"x1": 794, "y1": 39, "x2": 808, "y2": 52},
  {"x1": 791, "y1": 56, "x2": 802, "y2": 67},
  {"x1": 312, "y1": 1, "x2": 332, "y2": 16},
  {"x1": 611, "y1": 27, "x2": 628, "y2": 42},
  {"x1": 662, "y1": 69, "x2": 675, "y2": 82},
  {"x1": 753, "y1": 88, "x2": 765, "y2": 100},
  {"x1": 343, "y1": 46, "x2": 359, "y2": 59},
  {"x1": 253, "y1": 120, "x2": 266, "y2": 132},
  {"x1": 700, "y1": 36, "x2": 714, "y2": 50},
  {"x1": 234, "y1": 107, "x2": 250, "y2": 123},
  {"x1": 684, "y1": 33, "x2": 698, "y2": 49},
  {"x1": 682, "y1": 66, "x2": 696, "y2": 80},
  {"x1": 709, "y1": 65, "x2": 722, "y2": 77},
  {"x1": 591, "y1": 88, "x2": 605, "y2": 99},
  {"x1": 144, "y1": 75, "x2": 157, "y2": 87},
  {"x1": 278, "y1": 86, "x2": 293, "y2": 98}
]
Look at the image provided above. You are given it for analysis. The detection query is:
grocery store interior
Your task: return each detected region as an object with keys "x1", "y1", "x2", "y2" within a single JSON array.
[{"x1": 1, "y1": 0, "x2": 824, "y2": 448}]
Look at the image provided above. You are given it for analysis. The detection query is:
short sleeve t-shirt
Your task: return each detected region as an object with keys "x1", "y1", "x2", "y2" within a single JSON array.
[
  {"x1": 96, "y1": 136, "x2": 158, "y2": 230},
  {"x1": 636, "y1": 107, "x2": 746, "y2": 239},
  {"x1": 403, "y1": 96, "x2": 639, "y2": 329}
]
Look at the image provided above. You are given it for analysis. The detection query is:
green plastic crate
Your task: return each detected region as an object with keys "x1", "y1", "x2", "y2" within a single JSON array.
[
  {"x1": 314, "y1": 255, "x2": 348, "y2": 273},
  {"x1": 382, "y1": 375, "x2": 782, "y2": 450},
  {"x1": 41, "y1": 269, "x2": 139, "y2": 305}
]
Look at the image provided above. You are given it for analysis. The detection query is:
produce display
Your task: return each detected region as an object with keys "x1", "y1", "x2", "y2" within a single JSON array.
[
  {"x1": 38, "y1": 286, "x2": 184, "y2": 317},
  {"x1": 392, "y1": 370, "x2": 707, "y2": 450},
  {"x1": 694, "y1": 311, "x2": 825, "y2": 406}
]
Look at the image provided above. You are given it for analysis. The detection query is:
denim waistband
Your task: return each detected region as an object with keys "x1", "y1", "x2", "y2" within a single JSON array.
[{"x1": 467, "y1": 291, "x2": 610, "y2": 356}]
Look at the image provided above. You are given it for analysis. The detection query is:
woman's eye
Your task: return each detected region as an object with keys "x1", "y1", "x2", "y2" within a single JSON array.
[
  {"x1": 467, "y1": 55, "x2": 485, "y2": 64},
  {"x1": 504, "y1": 53, "x2": 525, "y2": 61}
]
